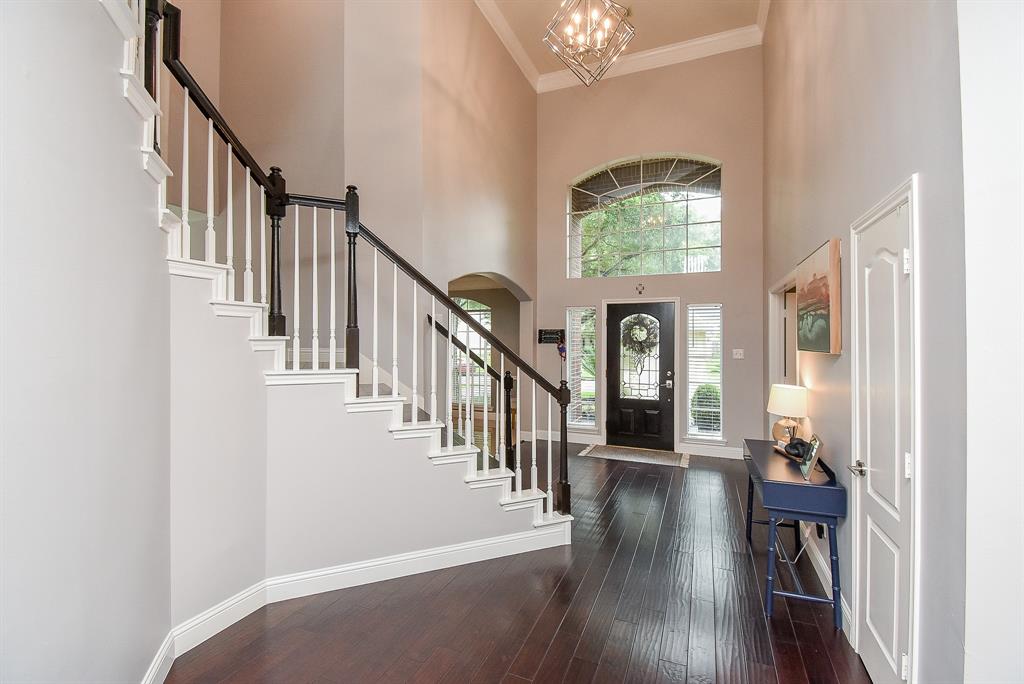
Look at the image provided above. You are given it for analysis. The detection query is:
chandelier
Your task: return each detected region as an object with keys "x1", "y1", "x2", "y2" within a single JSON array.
[{"x1": 543, "y1": 0, "x2": 635, "y2": 87}]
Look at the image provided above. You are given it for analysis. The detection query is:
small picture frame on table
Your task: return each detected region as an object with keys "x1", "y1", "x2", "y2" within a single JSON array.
[{"x1": 799, "y1": 435, "x2": 822, "y2": 480}]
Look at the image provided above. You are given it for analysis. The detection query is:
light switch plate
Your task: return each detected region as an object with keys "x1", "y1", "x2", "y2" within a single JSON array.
[{"x1": 732, "y1": 348, "x2": 745, "y2": 359}]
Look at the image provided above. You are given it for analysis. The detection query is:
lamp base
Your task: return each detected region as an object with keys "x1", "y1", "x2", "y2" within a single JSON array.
[{"x1": 771, "y1": 418, "x2": 802, "y2": 443}]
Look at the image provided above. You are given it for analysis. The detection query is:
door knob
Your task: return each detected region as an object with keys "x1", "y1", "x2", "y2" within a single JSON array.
[
  {"x1": 660, "y1": 379, "x2": 673, "y2": 389},
  {"x1": 847, "y1": 460, "x2": 867, "y2": 477}
]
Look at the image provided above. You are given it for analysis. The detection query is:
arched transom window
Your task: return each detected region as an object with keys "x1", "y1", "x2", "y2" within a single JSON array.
[{"x1": 567, "y1": 156, "x2": 722, "y2": 278}]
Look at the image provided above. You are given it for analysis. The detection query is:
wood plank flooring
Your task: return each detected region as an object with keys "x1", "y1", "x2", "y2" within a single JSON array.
[{"x1": 165, "y1": 447, "x2": 871, "y2": 683}]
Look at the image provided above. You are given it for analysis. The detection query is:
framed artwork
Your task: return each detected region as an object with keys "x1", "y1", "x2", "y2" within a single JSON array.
[{"x1": 796, "y1": 238, "x2": 841, "y2": 353}]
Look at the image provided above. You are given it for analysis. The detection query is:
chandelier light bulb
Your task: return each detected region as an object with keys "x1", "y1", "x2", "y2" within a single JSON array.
[
  {"x1": 592, "y1": 8, "x2": 600, "y2": 20},
  {"x1": 573, "y1": 12, "x2": 581, "y2": 24}
]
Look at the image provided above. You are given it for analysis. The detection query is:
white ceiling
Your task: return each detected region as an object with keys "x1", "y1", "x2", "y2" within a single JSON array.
[{"x1": 476, "y1": 0, "x2": 770, "y2": 92}]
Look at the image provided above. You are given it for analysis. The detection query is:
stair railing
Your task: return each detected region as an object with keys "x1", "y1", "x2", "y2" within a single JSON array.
[{"x1": 145, "y1": 2, "x2": 571, "y2": 516}]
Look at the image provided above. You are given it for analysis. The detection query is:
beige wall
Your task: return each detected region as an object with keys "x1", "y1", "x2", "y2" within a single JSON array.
[
  {"x1": 536, "y1": 48, "x2": 765, "y2": 450},
  {"x1": 422, "y1": 0, "x2": 538, "y2": 296},
  {"x1": 762, "y1": 1, "x2": 966, "y2": 678}
]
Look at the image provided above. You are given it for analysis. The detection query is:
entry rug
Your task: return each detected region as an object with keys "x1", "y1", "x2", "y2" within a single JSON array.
[{"x1": 579, "y1": 444, "x2": 690, "y2": 468}]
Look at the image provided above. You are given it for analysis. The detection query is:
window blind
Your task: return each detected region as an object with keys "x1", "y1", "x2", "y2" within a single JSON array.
[{"x1": 687, "y1": 304, "x2": 723, "y2": 438}]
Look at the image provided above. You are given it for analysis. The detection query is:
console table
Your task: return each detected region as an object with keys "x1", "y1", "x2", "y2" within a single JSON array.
[{"x1": 743, "y1": 438, "x2": 847, "y2": 630}]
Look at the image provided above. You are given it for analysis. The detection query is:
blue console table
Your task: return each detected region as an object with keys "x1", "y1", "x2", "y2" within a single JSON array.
[{"x1": 743, "y1": 438, "x2": 847, "y2": 630}]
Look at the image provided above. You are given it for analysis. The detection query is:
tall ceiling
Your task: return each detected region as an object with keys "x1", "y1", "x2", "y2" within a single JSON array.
[{"x1": 490, "y1": 0, "x2": 761, "y2": 77}]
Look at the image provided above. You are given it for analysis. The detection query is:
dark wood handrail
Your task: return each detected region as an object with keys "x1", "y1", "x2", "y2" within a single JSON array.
[
  {"x1": 287, "y1": 194, "x2": 348, "y2": 211},
  {"x1": 358, "y1": 223, "x2": 563, "y2": 401},
  {"x1": 162, "y1": 3, "x2": 275, "y2": 193}
]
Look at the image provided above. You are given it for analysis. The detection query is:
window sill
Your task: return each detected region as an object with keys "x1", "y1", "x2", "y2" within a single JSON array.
[
  {"x1": 567, "y1": 424, "x2": 600, "y2": 433},
  {"x1": 683, "y1": 435, "x2": 726, "y2": 444}
]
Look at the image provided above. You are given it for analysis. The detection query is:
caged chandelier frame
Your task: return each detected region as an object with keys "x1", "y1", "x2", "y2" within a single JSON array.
[{"x1": 543, "y1": 0, "x2": 635, "y2": 87}]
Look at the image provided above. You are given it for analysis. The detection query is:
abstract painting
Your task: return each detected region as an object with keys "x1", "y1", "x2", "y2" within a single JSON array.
[{"x1": 796, "y1": 238, "x2": 841, "y2": 353}]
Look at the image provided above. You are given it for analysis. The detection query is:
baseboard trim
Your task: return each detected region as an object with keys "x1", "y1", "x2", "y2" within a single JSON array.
[
  {"x1": 679, "y1": 440, "x2": 743, "y2": 459},
  {"x1": 524, "y1": 429, "x2": 605, "y2": 445},
  {"x1": 801, "y1": 524, "x2": 855, "y2": 644},
  {"x1": 139, "y1": 631, "x2": 174, "y2": 684},
  {"x1": 171, "y1": 581, "x2": 266, "y2": 656},
  {"x1": 156, "y1": 523, "x2": 571, "y2": 671},
  {"x1": 264, "y1": 523, "x2": 569, "y2": 603}
]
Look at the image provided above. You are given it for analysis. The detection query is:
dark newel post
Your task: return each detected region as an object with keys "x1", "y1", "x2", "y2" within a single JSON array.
[
  {"x1": 144, "y1": 0, "x2": 164, "y2": 153},
  {"x1": 503, "y1": 371, "x2": 515, "y2": 478},
  {"x1": 557, "y1": 380, "x2": 571, "y2": 515},
  {"x1": 267, "y1": 167, "x2": 287, "y2": 336},
  {"x1": 344, "y1": 185, "x2": 360, "y2": 376}
]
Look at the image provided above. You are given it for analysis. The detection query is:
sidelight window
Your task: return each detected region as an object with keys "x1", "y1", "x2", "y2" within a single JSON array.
[
  {"x1": 566, "y1": 307, "x2": 597, "y2": 426},
  {"x1": 687, "y1": 304, "x2": 723, "y2": 438},
  {"x1": 567, "y1": 156, "x2": 722, "y2": 279}
]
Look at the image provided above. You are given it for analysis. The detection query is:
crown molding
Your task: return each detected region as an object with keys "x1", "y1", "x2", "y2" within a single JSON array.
[
  {"x1": 474, "y1": 0, "x2": 540, "y2": 90},
  {"x1": 536, "y1": 24, "x2": 763, "y2": 93},
  {"x1": 757, "y1": 0, "x2": 772, "y2": 34}
]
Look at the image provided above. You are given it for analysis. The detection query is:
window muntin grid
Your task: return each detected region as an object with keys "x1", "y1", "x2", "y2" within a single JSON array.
[
  {"x1": 567, "y1": 156, "x2": 722, "y2": 279},
  {"x1": 451, "y1": 298, "x2": 491, "y2": 406},
  {"x1": 687, "y1": 304, "x2": 723, "y2": 438},
  {"x1": 566, "y1": 307, "x2": 597, "y2": 426}
]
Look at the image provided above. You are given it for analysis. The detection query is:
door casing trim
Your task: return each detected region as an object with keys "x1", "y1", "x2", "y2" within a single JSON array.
[
  {"x1": 600, "y1": 297, "x2": 682, "y2": 452},
  {"x1": 849, "y1": 174, "x2": 921, "y2": 682}
]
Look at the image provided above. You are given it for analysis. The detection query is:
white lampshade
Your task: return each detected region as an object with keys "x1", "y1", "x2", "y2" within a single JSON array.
[{"x1": 767, "y1": 383, "x2": 808, "y2": 418}]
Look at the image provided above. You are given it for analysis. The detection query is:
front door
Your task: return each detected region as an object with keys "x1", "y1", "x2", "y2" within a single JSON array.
[
  {"x1": 606, "y1": 302, "x2": 675, "y2": 451},
  {"x1": 852, "y1": 189, "x2": 915, "y2": 683}
]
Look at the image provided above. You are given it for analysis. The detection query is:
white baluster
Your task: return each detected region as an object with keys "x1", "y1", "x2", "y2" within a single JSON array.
[
  {"x1": 446, "y1": 308, "x2": 454, "y2": 448},
  {"x1": 498, "y1": 355, "x2": 506, "y2": 471},
  {"x1": 244, "y1": 168, "x2": 253, "y2": 302},
  {"x1": 260, "y1": 191, "x2": 267, "y2": 307},
  {"x1": 531, "y1": 379, "x2": 538, "y2": 493},
  {"x1": 180, "y1": 87, "x2": 190, "y2": 259},
  {"x1": 292, "y1": 207, "x2": 300, "y2": 370},
  {"x1": 226, "y1": 144, "x2": 234, "y2": 300},
  {"x1": 430, "y1": 296, "x2": 437, "y2": 424},
  {"x1": 411, "y1": 281, "x2": 418, "y2": 424},
  {"x1": 457, "y1": 322, "x2": 464, "y2": 437},
  {"x1": 372, "y1": 249, "x2": 379, "y2": 396},
  {"x1": 391, "y1": 263, "x2": 399, "y2": 399},
  {"x1": 465, "y1": 326, "x2": 473, "y2": 446},
  {"x1": 205, "y1": 118, "x2": 214, "y2": 262},
  {"x1": 482, "y1": 365, "x2": 489, "y2": 475},
  {"x1": 329, "y1": 211, "x2": 337, "y2": 369},
  {"x1": 515, "y1": 367, "x2": 522, "y2": 496},
  {"x1": 310, "y1": 208, "x2": 319, "y2": 369},
  {"x1": 547, "y1": 393, "x2": 553, "y2": 516}
]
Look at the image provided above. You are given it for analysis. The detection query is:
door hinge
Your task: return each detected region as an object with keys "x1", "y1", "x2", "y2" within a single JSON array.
[
  {"x1": 904, "y1": 451, "x2": 913, "y2": 480},
  {"x1": 902, "y1": 248, "x2": 912, "y2": 275},
  {"x1": 900, "y1": 652, "x2": 910, "y2": 680}
]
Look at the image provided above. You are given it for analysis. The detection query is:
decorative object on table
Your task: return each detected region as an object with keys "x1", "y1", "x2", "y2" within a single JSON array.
[
  {"x1": 767, "y1": 383, "x2": 808, "y2": 443},
  {"x1": 799, "y1": 434, "x2": 823, "y2": 480},
  {"x1": 543, "y1": 0, "x2": 635, "y2": 87},
  {"x1": 796, "y1": 238, "x2": 842, "y2": 353},
  {"x1": 620, "y1": 313, "x2": 659, "y2": 374}
]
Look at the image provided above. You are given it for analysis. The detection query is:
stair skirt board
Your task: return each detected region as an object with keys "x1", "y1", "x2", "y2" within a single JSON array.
[{"x1": 153, "y1": 523, "x2": 571, "y2": 668}]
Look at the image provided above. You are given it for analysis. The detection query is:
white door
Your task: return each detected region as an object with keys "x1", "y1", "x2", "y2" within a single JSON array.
[{"x1": 851, "y1": 186, "x2": 916, "y2": 683}]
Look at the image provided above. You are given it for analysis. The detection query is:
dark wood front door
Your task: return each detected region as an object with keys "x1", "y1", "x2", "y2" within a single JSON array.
[{"x1": 606, "y1": 302, "x2": 675, "y2": 451}]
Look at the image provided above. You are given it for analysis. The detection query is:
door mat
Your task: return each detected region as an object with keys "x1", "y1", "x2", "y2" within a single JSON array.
[{"x1": 579, "y1": 444, "x2": 689, "y2": 468}]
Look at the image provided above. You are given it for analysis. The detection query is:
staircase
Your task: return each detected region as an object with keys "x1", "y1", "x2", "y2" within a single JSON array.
[{"x1": 151, "y1": 0, "x2": 572, "y2": 611}]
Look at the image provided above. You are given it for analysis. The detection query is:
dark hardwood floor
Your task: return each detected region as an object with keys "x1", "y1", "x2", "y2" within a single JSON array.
[{"x1": 166, "y1": 447, "x2": 871, "y2": 683}]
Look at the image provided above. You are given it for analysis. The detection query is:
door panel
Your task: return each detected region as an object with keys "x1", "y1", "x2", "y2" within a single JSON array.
[
  {"x1": 854, "y1": 201, "x2": 913, "y2": 684},
  {"x1": 606, "y1": 302, "x2": 675, "y2": 451}
]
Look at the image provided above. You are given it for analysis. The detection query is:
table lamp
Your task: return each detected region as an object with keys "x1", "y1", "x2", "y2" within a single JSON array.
[{"x1": 767, "y1": 383, "x2": 808, "y2": 443}]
